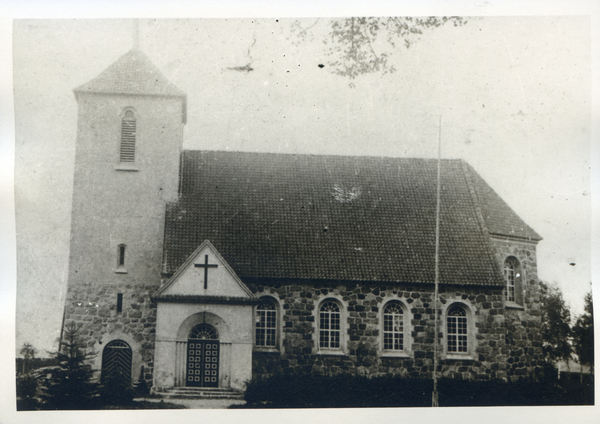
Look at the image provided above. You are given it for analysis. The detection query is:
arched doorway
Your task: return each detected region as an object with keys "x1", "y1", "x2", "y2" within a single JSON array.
[
  {"x1": 186, "y1": 323, "x2": 219, "y2": 387},
  {"x1": 101, "y1": 340, "x2": 132, "y2": 386}
]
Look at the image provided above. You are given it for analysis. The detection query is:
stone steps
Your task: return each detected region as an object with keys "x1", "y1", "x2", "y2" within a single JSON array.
[{"x1": 158, "y1": 387, "x2": 245, "y2": 400}]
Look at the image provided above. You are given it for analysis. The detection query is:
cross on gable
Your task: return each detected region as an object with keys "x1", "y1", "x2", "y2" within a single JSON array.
[{"x1": 194, "y1": 255, "x2": 218, "y2": 289}]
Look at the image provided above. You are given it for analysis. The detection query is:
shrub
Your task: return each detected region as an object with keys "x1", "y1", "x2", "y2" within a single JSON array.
[
  {"x1": 244, "y1": 374, "x2": 594, "y2": 408},
  {"x1": 16, "y1": 375, "x2": 40, "y2": 411},
  {"x1": 134, "y1": 378, "x2": 150, "y2": 397},
  {"x1": 245, "y1": 374, "x2": 432, "y2": 408},
  {"x1": 100, "y1": 373, "x2": 136, "y2": 406}
]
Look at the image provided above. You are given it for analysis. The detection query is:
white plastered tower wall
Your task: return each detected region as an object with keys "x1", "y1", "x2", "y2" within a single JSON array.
[{"x1": 63, "y1": 49, "x2": 186, "y2": 385}]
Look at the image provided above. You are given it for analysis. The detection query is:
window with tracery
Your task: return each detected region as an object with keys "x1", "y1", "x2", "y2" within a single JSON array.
[
  {"x1": 120, "y1": 110, "x2": 136, "y2": 162},
  {"x1": 447, "y1": 305, "x2": 468, "y2": 353},
  {"x1": 256, "y1": 298, "x2": 277, "y2": 347},
  {"x1": 383, "y1": 302, "x2": 404, "y2": 351},
  {"x1": 188, "y1": 324, "x2": 219, "y2": 340},
  {"x1": 319, "y1": 301, "x2": 341, "y2": 349}
]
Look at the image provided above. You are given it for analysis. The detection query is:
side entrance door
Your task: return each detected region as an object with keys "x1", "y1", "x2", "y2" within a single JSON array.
[
  {"x1": 186, "y1": 324, "x2": 219, "y2": 387},
  {"x1": 102, "y1": 340, "x2": 132, "y2": 386}
]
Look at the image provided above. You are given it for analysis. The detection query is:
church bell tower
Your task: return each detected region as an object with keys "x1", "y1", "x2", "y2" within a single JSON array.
[{"x1": 63, "y1": 30, "x2": 186, "y2": 386}]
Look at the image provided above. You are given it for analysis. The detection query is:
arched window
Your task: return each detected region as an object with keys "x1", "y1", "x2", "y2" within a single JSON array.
[
  {"x1": 114, "y1": 244, "x2": 128, "y2": 274},
  {"x1": 319, "y1": 301, "x2": 341, "y2": 349},
  {"x1": 255, "y1": 298, "x2": 277, "y2": 348},
  {"x1": 383, "y1": 302, "x2": 404, "y2": 352},
  {"x1": 188, "y1": 323, "x2": 219, "y2": 340},
  {"x1": 505, "y1": 260, "x2": 516, "y2": 302},
  {"x1": 447, "y1": 305, "x2": 468, "y2": 354},
  {"x1": 120, "y1": 110, "x2": 136, "y2": 162},
  {"x1": 504, "y1": 257, "x2": 523, "y2": 304}
]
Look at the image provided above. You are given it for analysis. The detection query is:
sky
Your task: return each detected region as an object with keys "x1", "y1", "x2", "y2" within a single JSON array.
[{"x1": 9, "y1": 16, "x2": 593, "y2": 358}]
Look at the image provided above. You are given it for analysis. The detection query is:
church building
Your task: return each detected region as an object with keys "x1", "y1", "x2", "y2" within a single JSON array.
[{"x1": 63, "y1": 47, "x2": 544, "y2": 396}]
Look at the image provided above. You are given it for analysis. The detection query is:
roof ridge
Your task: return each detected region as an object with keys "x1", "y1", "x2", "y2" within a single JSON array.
[{"x1": 182, "y1": 149, "x2": 466, "y2": 162}]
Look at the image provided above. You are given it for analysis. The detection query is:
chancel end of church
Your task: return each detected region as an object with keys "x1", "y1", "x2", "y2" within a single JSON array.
[{"x1": 63, "y1": 46, "x2": 544, "y2": 398}]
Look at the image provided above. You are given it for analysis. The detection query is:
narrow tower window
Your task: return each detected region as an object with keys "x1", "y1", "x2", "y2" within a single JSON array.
[
  {"x1": 118, "y1": 244, "x2": 126, "y2": 267},
  {"x1": 115, "y1": 244, "x2": 128, "y2": 274},
  {"x1": 117, "y1": 293, "x2": 123, "y2": 314},
  {"x1": 120, "y1": 110, "x2": 136, "y2": 162}
]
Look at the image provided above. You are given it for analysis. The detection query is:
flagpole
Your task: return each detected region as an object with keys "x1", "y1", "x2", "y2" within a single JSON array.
[{"x1": 432, "y1": 115, "x2": 442, "y2": 407}]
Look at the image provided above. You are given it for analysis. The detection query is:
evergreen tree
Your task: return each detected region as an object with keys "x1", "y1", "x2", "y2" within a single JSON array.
[
  {"x1": 39, "y1": 322, "x2": 99, "y2": 410},
  {"x1": 572, "y1": 290, "x2": 594, "y2": 374},
  {"x1": 539, "y1": 282, "x2": 572, "y2": 365}
]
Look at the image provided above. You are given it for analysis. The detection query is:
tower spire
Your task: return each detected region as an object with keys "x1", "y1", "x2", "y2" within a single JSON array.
[{"x1": 132, "y1": 19, "x2": 140, "y2": 50}]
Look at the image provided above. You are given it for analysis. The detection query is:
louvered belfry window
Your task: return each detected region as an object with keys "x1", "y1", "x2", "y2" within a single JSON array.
[{"x1": 120, "y1": 110, "x2": 136, "y2": 162}]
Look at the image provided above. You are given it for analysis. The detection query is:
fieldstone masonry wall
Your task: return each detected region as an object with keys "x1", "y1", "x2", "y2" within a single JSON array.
[
  {"x1": 63, "y1": 238, "x2": 542, "y2": 387},
  {"x1": 248, "y1": 278, "x2": 543, "y2": 382},
  {"x1": 489, "y1": 237, "x2": 543, "y2": 379},
  {"x1": 489, "y1": 237, "x2": 541, "y2": 309},
  {"x1": 64, "y1": 281, "x2": 160, "y2": 384}
]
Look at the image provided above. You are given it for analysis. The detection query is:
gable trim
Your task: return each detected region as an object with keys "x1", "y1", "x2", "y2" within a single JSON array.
[{"x1": 154, "y1": 239, "x2": 255, "y2": 298}]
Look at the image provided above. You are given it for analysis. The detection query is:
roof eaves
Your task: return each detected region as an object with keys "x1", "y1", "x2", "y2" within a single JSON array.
[
  {"x1": 488, "y1": 232, "x2": 543, "y2": 242},
  {"x1": 151, "y1": 294, "x2": 259, "y2": 305}
]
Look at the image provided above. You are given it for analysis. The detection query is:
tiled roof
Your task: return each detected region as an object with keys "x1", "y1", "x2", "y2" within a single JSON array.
[
  {"x1": 74, "y1": 49, "x2": 187, "y2": 121},
  {"x1": 162, "y1": 151, "x2": 541, "y2": 286}
]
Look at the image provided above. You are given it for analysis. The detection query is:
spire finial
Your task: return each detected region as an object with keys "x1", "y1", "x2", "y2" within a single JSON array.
[{"x1": 132, "y1": 19, "x2": 140, "y2": 50}]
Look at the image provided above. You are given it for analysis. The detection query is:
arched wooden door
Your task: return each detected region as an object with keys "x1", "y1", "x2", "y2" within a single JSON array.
[
  {"x1": 101, "y1": 340, "x2": 132, "y2": 386},
  {"x1": 186, "y1": 324, "x2": 219, "y2": 387}
]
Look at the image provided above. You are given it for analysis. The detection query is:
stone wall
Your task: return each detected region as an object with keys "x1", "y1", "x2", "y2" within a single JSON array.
[
  {"x1": 63, "y1": 235, "x2": 543, "y2": 388},
  {"x1": 489, "y1": 237, "x2": 543, "y2": 379},
  {"x1": 64, "y1": 281, "x2": 160, "y2": 384},
  {"x1": 248, "y1": 280, "x2": 543, "y2": 382},
  {"x1": 489, "y1": 237, "x2": 541, "y2": 310}
]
